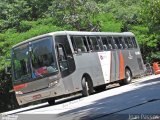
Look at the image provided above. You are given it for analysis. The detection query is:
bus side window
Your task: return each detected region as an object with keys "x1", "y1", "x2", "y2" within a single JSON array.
[
  {"x1": 107, "y1": 37, "x2": 114, "y2": 49},
  {"x1": 131, "y1": 37, "x2": 138, "y2": 48},
  {"x1": 124, "y1": 37, "x2": 129, "y2": 49},
  {"x1": 55, "y1": 36, "x2": 72, "y2": 57},
  {"x1": 113, "y1": 37, "x2": 120, "y2": 49},
  {"x1": 118, "y1": 37, "x2": 125, "y2": 49},
  {"x1": 72, "y1": 36, "x2": 87, "y2": 53},
  {"x1": 86, "y1": 37, "x2": 93, "y2": 51},
  {"x1": 97, "y1": 37, "x2": 104, "y2": 50},
  {"x1": 101, "y1": 37, "x2": 108, "y2": 51},
  {"x1": 127, "y1": 37, "x2": 134, "y2": 48},
  {"x1": 89, "y1": 37, "x2": 100, "y2": 51},
  {"x1": 70, "y1": 36, "x2": 77, "y2": 52},
  {"x1": 82, "y1": 37, "x2": 89, "y2": 52}
]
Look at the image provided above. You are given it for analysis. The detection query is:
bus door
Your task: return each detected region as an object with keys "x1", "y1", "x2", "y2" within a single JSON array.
[{"x1": 55, "y1": 36, "x2": 75, "y2": 94}]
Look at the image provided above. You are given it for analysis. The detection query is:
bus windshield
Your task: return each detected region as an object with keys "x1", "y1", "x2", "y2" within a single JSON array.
[
  {"x1": 13, "y1": 43, "x2": 31, "y2": 83},
  {"x1": 12, "y1": 37, "x2": 59, "y2": 84}
]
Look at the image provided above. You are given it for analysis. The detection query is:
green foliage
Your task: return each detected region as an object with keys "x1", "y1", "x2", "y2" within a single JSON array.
[
  {"x1": 93, "y1": 13, "x2": 122, "y2": 32},
  {"x1": 150, "y1": 52, "x2": 160, "y2": 62},
  {"x1": 48, "y1": 0, "x2": 100, "y2": 30},
  {"x1": 101, "y1": 0, "x2": 143, "y2": 24},
  {"x1": 130, "y1": 25, "x2": 158, "y2": 62},
  {"x1": 0, "y1": 16, "x2": 72, "y2": 68},
  {"x1": 141, "y1": 0, "x2": 160, "y2": 33}
]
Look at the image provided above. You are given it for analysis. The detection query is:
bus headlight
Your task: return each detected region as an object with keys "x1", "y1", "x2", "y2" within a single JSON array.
[
  {"x1": 48, "y1": 80, "x2": 58, "y2": 87},
  {"x1": 15, "y1": 91, "x2": 23, "y2": 95}
]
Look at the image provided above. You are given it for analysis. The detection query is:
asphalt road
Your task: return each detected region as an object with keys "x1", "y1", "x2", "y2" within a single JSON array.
[{"x1": 1, "y1": 75, "x2": 160, "y2": 120}]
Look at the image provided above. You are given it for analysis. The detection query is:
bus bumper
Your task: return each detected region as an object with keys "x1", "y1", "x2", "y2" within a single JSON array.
[{"x1": 15, "y1": 82, "x2": 65, "y2": 105}]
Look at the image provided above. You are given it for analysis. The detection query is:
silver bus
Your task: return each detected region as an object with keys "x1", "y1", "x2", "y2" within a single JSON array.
[{"x1": 11, "y1": 31, "x2": 144, "y2": 105}]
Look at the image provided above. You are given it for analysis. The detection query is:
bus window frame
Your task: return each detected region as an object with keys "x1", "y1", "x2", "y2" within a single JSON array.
[
  {"x1": 127, "y1": 37, "x2": 134, "y2": 49},
  {"x1": 108, "y1": 36, "x2": 116, "y2": 50},
  {"x1": 86, "y1": 36, "x2": 93, "y2": 52},
  {"x1": 124, "y1": 37, "x2": 130, "y2": 49},
  {"x1": 62, "y1": 35, "x2": 138, "y2": 54},
  {"x1": 97, "y1": 37, "x2": 104, "y2": 50},
  {"x1": 89, "y1": 36, "x2": 102, "y2": 52},
  {"x1": 82, "y1": 36, "x2": 90, "y2": 52},
  {"x1": 71, "y1": 36, "x2": 88, "y2": 53},
  {"x1": 112, "y1": 36, "x2": 121, "y2": 49},
  {"x1": 101, "y1": 36, "x2": 115, "y2": 51},
  {"x1": 101, "y1": 36, "x2": 109, "y2": 51},
  {"x1": 131, "y1": 37, "x2": 138, "y2": 48},
  {"x1": 118, "y1": 37, "x2": 126, "y2": 49}
]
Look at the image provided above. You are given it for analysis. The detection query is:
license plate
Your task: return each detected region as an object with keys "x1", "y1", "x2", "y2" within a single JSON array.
[{"x1": 33, "y1": 94, "x2": 42, "y2": 99}]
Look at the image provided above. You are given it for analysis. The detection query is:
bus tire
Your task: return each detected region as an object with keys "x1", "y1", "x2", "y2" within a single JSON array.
[
  {"x1": 94, "y1": 85, "x2": 106, "y2": 92},
  {"x1": 119, "y1": 68, "x2": 132, "y2": 86},
  {"x1": 81, "y1": 76, "x2": 94, "y2": 97},
  {"x1": 47, "y1": 98, "x2": 55, "y2": 106}
]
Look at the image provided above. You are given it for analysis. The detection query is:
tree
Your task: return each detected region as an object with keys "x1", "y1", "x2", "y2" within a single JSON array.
[
  {"x1": 48, "y1": 0, "x2": 100, "y2": 31},
  {"x1": 140, "y1": 0, "x2": 160, "y2": 62},
  {"x1": 0, "y1": 0, "x2": 53, "y2": 32},
  {"x1": 142, "y1": 0, "x2": 160, "y2": 34}
]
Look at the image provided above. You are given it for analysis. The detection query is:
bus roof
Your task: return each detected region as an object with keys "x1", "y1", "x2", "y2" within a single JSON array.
[{"x1": 12, "y1": 31, "x2": 135, "y2": 48}]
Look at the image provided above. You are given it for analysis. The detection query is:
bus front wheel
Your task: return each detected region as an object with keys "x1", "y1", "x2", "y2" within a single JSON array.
[
  {"x1": 119, "y1": 68, "x2": 132, "y2": 86},
  {"x1": 47, "y1": 98, "x2": 55, "y2": 106},
  {"x1": 81, "y1": 77, "x2": 94, "y2": 97}
]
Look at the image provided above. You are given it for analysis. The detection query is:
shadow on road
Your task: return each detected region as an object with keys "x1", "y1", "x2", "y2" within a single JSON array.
[{"x1": 57, "y1": 77, "x2": 160, "y2": 120}]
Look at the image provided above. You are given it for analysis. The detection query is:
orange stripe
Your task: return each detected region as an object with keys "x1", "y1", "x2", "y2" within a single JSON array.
[
  {"x1": 119, "y1": 51, "x2": 124, "y2": 80},
  {"x1": 13, "y1": 83, "x2": 28, "y2": 91}
]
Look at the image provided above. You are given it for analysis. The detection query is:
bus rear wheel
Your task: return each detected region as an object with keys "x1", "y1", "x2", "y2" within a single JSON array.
[
  {"x1": 47, "y1": 98, "x2": 55, "y2": 106},
  {"x1": 81, "y1": 77, "x2": 94, "y2": 97},
  {"x1": 119, "y1": 68, "x2": 132, "y2": 86}
]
